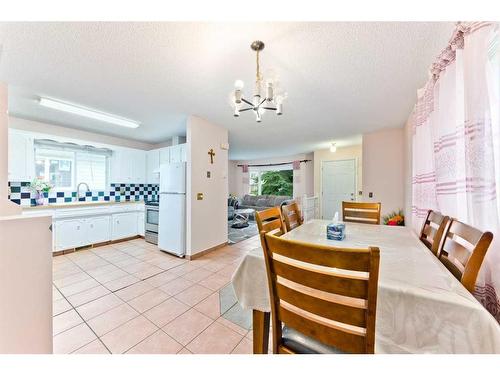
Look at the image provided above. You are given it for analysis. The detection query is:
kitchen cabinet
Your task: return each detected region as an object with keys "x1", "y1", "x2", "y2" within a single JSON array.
[
  {"x1": 159, "y1": 147, "x2": 170, "y2": 165},
  {"x1": 138, "y1": 212, "x2": 145, "y2": 236},
  {"x1": 169, "y1": 145, "x2": 181, "y2": 163},
  {"x1": 54, "y1": 219, "x2": 87, "y2": 251},
  {"x1": 110, "y1": 149, "x2": 146, "y2": 184},
  {"x1": 146, "y1": 150, "x2": 160, "y2": 184},
  {"x1": 87, "y1": 216, "x2": 111, "y2": 244},
  {"x1": 112, "y1": 212, "x2": 139, "y2": 240},
  {"x1": 8, "y1": 131, "x2": 35, "y2": 182}
]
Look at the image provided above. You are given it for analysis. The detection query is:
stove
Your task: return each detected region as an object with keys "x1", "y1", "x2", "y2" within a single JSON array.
[{"x1": 144, "y1": 199, "x2": 159, "y2": 244}]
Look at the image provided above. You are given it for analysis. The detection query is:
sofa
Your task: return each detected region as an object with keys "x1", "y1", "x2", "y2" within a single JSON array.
[{"x1": 238, "y1": 194, "x2": 292, "y2": 212}]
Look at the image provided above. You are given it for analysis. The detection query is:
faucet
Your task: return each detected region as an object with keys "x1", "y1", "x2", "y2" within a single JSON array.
[{"x1": 76, "y1": 182, "x2": 90, "y2": 201}]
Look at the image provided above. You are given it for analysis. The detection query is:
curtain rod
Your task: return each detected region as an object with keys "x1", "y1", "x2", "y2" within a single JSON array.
[{"x1": 236, "y1": 159, "x2": 311, "y2": 168}]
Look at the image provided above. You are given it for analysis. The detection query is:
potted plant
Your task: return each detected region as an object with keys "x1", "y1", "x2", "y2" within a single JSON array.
[
  {"x1": 383, "y1": 210, "x2": 405, "y2": 226},
  {"x1": 29, "y1": 178, "x2": 53, "y2": 206}
]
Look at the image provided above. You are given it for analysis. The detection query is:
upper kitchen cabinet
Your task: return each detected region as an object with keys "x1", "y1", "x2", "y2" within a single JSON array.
[
  {"x1": 146, "y1": 149, "x2": 160, "y2": 184},
  {"x1": 110, "y1": 149, "x2": 146, "y2": 184},
  {"x1": 169, "y1": 144, "x2": 187, "y2": 163},
  {"x1": 8, "y1": 130, "x2": 35, "y2": 182},
  {"x1": 159, "y1": 147, "x2": 170, "y2": 165}
]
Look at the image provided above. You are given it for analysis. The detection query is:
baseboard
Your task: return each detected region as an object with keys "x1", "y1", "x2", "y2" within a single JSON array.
[{"x1": 186, "y1": 241, "x2": 228, "y2": 260}]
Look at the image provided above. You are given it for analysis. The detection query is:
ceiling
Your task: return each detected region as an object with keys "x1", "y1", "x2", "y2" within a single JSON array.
[{"x1": 0, "y1": 22, "x2": 454, "y2": 159}]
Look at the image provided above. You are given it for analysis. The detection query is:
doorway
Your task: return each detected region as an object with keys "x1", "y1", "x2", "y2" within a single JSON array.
[{"x1": 321, "y1": 159, "x2": 356, "y2": 220}]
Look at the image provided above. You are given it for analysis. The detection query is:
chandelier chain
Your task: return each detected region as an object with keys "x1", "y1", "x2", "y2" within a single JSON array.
[{"x1": 256, "y1": 49, "x2": 262, "y2": 83}]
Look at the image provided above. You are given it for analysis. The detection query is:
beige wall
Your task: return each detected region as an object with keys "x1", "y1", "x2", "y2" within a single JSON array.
[
  {"x1": 314, "y1": 145, "x2": 363, "y2": 218},
  {"x1": 229, "y1": 153, "x2": 314, "y2": 199},
  {"x1": 362, "y1": 127, "x2": 404, "y2": 218},
  {"x1": 186, "y1": 116, "x2": 228, "y2": 257}
]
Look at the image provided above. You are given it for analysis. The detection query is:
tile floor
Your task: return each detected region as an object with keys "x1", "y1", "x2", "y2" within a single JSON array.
[{"x1": 52, "y1": 236, "x2": 261, "y2": 354}]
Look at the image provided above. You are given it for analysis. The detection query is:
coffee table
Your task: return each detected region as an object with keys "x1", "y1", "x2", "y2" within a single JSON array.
[{"x1": 231, "y1": 208, "x2": 255, "y2": 228}]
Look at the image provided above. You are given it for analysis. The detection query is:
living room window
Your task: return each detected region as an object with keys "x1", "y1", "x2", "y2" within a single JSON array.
[{"x1": 248, "y1": 168, "x2": 293, "y2": 196}]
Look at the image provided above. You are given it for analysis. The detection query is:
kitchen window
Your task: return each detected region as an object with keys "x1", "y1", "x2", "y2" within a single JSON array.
[{"x1": 34, "y1": 139, "x2": 111, "y2": 191}]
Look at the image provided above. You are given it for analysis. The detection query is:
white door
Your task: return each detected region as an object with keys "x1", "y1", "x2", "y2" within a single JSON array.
[
  {"x1": 169, "y1": 145, "x2": 181, "y2": 163},
  {"x1": 87, "y1": 216, "x2": 111, "y2": 244},
  {"x1": 321, "y1": 159, "x2": 356, "y2": 220}
]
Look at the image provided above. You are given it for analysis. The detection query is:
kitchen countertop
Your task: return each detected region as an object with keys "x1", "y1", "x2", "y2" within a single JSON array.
[{"x1": 22, "y1": 199, "x2": 145, "y2": 210}]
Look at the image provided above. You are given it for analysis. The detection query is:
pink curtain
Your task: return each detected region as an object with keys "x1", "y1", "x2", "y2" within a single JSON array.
[{"x1": 410, "y1": 22, "x2": 500, "y2": 321}]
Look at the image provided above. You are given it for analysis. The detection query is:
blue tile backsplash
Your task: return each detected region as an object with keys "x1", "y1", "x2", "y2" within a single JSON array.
[{"x1": 8, "y1": 181, "x2": 159, "y2": 207}]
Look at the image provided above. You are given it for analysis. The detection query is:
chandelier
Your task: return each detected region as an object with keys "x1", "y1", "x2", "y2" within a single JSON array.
[{"x1": 231, "y1": 40, "x2": 285, "y2": 122}]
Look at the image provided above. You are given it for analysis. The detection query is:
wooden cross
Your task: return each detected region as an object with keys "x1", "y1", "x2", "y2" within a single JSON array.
[{"x1": 208, "y1": 148, "x2": 215, "y2": 164}]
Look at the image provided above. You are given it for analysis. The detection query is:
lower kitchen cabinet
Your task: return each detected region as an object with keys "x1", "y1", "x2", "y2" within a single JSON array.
[
  {"x1": 87, "y1": 216, "x2": 111, "y2": 244},
  {"x1": 112, "y1": 212, "x2": 139, "y2": 240},
  {"x1": 138, "y1": 212, "x2": 145, "y2": 236},
  {"x1": 54, "y1": 219, "x2": 87, "y2": 251}
]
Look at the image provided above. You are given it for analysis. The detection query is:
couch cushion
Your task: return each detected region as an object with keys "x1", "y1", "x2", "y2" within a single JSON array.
[
  {"x1": 273, "y1": 195, "x2": 292, "y2": 206},
  {"x1": 242, "y1": 194, "x2": 257, "y2": 205},
  {"x1": 256, "y1": 198, "x2": 269, "y2": 207}
]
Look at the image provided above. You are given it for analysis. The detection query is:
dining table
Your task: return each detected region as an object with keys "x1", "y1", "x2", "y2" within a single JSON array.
[{"x1": 231, "y1": 219, "x2": 500, "y2": 354}]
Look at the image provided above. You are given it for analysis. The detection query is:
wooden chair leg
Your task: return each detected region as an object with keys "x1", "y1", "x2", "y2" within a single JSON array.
[{"x1": 252, "y1": 310, "x2": 270, "y2": 354}]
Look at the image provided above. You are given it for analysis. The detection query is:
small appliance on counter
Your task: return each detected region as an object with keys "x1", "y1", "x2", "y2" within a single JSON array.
[
  {"x1": 144, "y1": 199, "x2": 159, "y2": 245},
  {"x1": 158, "y1": 162, "x2": 186, "y2": 257}
]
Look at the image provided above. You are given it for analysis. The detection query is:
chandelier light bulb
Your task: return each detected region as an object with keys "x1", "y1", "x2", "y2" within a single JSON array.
[
  {"x1": 255, "y1": 110, "x2": 262, "y2": 123},
  {"x1": 234, "y1": 107, "x2": 240, "y2": 117},
  {"x1": 234, "y1": 80, "x2": 244, "y2": 90},
  {"x1": 330, "y1": 143, "x2": 337, "y2": 153}
]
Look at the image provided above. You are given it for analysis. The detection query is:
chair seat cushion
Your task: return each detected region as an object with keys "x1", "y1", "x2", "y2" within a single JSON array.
[{"x1": 282, "y1": 326, "x2": 344, "y2": 354}]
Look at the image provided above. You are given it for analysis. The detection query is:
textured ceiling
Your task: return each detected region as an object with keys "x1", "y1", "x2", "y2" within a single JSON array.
[{"x1": 0, "y1": 22, "x2": 454, "y2": 159}]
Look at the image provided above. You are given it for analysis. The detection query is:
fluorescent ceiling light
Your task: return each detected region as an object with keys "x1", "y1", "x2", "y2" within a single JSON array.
[{"x1": 38, "y1": 97, "x2": 140, "y2": 129}]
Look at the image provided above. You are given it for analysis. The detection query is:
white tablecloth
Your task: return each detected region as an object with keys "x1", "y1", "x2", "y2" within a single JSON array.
[{"x1": 231, "y1": 220, "x2": 500, "y2": 353}]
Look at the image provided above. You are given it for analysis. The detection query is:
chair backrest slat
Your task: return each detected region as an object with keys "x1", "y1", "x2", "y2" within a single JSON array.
[
  {"x1": 342, "y1": 201, "x2": 381, "y2": 225},
  {"x1": 262, "y1": 231, "x2": 380, "y2": 354},
  {"x1": 419, "y1": 210, "x2": 449, "y2": 255},
  {"x1": 278, "y1": 300, "x2": 367, "y2": 354},
  {"x1": 276, "y1": 282, "x2": 367, "y2": 327},
  {"x1": 438, "y1": 219, "x2": 493, "y2": 293},
  {"x1": 268, "y1": 237, "x2": 371, "y2": 271},
  {"x1": 281, "y1": 202, "x2": 303, "y2": 231},
  {"x1": 255, "y1": 207, "x2": 286, "y2": 237},
  {"x1": 272, "y1": 258, "x2": 369, "y2": 299}
]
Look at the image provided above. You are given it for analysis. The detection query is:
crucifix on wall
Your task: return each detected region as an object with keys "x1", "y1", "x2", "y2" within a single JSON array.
[{"x1": 208, "y1": 148, "x2": 215, "y2": 164}]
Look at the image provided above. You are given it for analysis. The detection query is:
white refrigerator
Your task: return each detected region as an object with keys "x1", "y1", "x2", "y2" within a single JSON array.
[{"x1": 158, "y1": 162, "x2": 186, "y2": 257}]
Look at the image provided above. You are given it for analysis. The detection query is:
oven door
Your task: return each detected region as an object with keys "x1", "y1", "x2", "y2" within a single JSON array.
[{"x1": 145, "y1": 206, "x2": 159, "y2": 233}]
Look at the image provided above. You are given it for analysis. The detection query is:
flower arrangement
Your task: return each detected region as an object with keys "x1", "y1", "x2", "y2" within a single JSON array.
[
  {"x1": 383, "y1": 210, "x2": 405, "y2": 226},
  {"x1": 29, "y1": 178, "x2": 53, "y2": 206}
]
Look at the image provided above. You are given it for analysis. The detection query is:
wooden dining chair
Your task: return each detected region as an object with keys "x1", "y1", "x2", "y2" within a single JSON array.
[
  {"x1": 255, "y1": 207, "x2": 287, "y2": 246},
  {"x1": 419, "y1": 210, "x2": 449, "y2": 256},
  {"x1": 261, "y1": 231, "x2": 380, "y2": 354},
  {"x1": 342, "y1": 201, "x2": 381, "y2": 225},
  {"x1": 438, "y1": 220, "x2": 493, "y2": 293},
  {"x1": 281, "y1": 201, "x2": 303, "y2": 232}
]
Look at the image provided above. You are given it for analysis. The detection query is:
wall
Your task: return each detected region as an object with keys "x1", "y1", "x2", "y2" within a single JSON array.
[
  {"x1": 228, "y1": 153, "x2": 315, "y2": 199},
  {"x1": 362, "y1": 127, "x2": 404, "y2": 218},
  {"x1": 186, "y1": 116, "x2": 228, "y2": 257}
]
